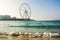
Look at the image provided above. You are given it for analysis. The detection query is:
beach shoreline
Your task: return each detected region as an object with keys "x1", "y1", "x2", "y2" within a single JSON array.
[{"x1": 0, "y1": 31, "x2": 60, "y2": 40}]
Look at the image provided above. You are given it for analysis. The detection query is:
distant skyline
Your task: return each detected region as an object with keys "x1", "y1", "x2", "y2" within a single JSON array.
[{"x1": 0, "y1": 0, "x2": 60, "y2": 20}]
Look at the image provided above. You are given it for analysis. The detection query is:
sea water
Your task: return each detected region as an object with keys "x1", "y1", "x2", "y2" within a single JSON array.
[{"x1": 0, "y1": 20, "x2": 60, "y2": 32}]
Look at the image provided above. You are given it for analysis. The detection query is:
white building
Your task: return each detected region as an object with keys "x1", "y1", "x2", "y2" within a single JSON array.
[{"x1": 0, "y1": 15, "x2": 11, "y2": 19}]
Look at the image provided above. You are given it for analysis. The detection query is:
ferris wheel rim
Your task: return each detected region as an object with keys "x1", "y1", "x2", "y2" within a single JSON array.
[{"x1": 19, "y1": 3, "x2": 31, "y2": 19}]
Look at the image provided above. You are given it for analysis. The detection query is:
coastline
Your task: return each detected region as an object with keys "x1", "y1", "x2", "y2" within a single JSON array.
[
  {"x1": 0, "y1": 31, "x2": 60, "y2": 40},
  {"x1": 0, "y1": 19, "x2": 34, "y2": 21},
  {"x1": 0, "y1": 20, "x2": 60, "y2": 40}
]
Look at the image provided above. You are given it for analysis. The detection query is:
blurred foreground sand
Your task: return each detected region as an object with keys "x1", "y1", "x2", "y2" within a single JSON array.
[{"x1": 0, "y1": 35, "x2": 60, "y2": 40}]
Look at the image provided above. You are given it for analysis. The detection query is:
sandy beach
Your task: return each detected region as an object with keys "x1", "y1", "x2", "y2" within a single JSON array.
[
  {"x1": 0, "y1": 31, "x2": 60, "y2": 40},
  {"x1": 0, "y1": 35, "x2": 60, "y2": 40}
]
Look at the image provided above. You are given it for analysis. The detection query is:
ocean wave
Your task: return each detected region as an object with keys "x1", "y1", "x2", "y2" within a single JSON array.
[{"x1": 9, "y1": 25, "x2": 60, "y2": 29}]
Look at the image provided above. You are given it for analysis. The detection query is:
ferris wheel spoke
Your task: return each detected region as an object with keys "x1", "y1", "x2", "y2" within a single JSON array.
[{"x1": 19, "y1": 3, "x2": 31, "y2": 19}]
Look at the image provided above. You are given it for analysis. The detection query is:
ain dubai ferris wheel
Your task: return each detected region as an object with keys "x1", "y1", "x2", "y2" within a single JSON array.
[{"x1": 19, "y1": 3, "x2": 31, "y2": 19}]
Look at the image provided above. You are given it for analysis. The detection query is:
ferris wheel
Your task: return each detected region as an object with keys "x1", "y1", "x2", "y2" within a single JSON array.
[{"x1": 19, "y1": 3, "x2": 31, "y2": 19}]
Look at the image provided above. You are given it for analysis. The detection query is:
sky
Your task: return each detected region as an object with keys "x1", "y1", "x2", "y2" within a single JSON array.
[{"x1": 0, "y1": 0, "x2": 60, "y2": 20}]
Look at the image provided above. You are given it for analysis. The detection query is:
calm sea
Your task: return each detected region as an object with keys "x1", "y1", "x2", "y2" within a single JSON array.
[{"x1": 0, "y1": 20, "x2": 60, "y2": 32}]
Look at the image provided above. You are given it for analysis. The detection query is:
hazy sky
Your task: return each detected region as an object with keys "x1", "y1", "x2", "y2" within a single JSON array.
[{"x1": 0, "y1": 0, "x2": 60, "y2": 20}]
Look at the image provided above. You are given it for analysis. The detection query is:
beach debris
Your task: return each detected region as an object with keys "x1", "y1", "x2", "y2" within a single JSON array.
[
  {"x1": 28, "y1": 32, "x2": 40, "y2": 38},
  {"x1": 0, "y1": 31, "x2": 60, "y2": 38},
  {"x1": 8, "y1": 31, "x2": 19, "y2": 36},
  {"x1": 0, "y1": 32, "x2": 8, "y2": 35},
  {"x1": 25, "y1": 32, "x2": 28, "y2": 35},
  {"x1": 42, "y1": 32, "x2": 50, "y2": 37},
  {"x1": 49, "y1": 33, "x2": 60, "y2": 38},
  {"x1": 42, "y1": 32, "x2": 60, "y2": 38},
  {"x1": 28, "y1": 32, "x2": 32, "y2": 35}
]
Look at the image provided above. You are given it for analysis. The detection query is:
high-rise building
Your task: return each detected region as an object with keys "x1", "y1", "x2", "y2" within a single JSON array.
[{"x1": 0, "y1": 15, "x2": 11, "y2": 19}]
